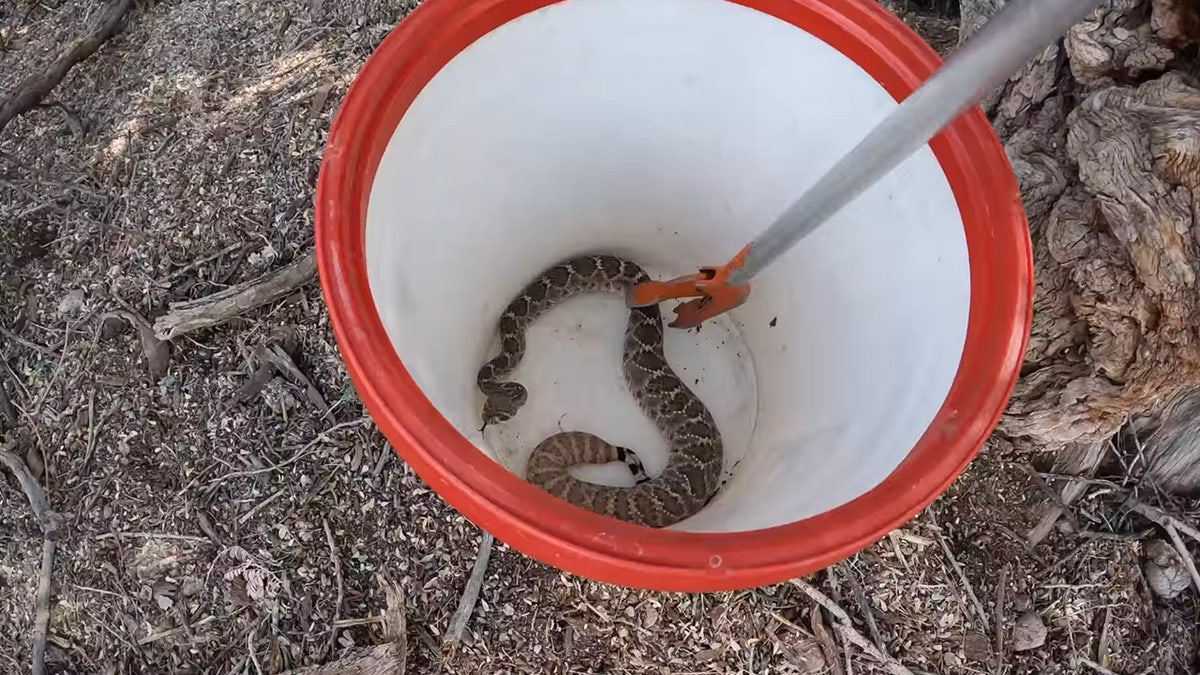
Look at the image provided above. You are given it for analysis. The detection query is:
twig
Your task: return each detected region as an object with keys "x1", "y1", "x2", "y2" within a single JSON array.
[
  {"x1": 279, "y1": 644, "x2": 407, "y2": 675},
  {"x1": 1076, "y1": 527, "x2": 1155, "y2": 542},
  {"x1": 157, "y1": 241, "x2": 244, "y2": 285},
  {"x1": 1, "y1": 442, "x2": 63, "y2": 675},
  {"x1": 0, "y1": 326, "x2": 60, "y2": 357},
  {"x1": 928, "y1": 511, "x2": 989, "y2": 631},
  {"x1": 32, "y1": 539, "x2": 55, "y2": 675},
  {"x1": 153, "y1": 250, "x2": 317, "y2": 340},
  {"x1": 841, "y1": 561, "x2": 885, "y2": 651},
  {"x1": 1124, "y1": 498, "x2": 1200, "y2": 545},
  {"x1": 790, "y1": 579, "x2": 915, "y2": 675},
  {"x1": 1076, "y1": 657, "x2": 1120, "y2": 675},
  {"x1": 331, "y1": 616, "x2": 384, "y2": 628},
  {"x1": 237, "y1": 489, "x2": 286, "y2": 525},
  {"x1": 0, "y1": 444, "x2": 64, "y2": 537},
  {"x1": 0, "y1": 377, "x2": 17, "y2": 430},
  {"x1": 1021, "y1": 463, "x2": 1080, "y2": 531},
  {"x1": 248, "y1": 629, "x2": 264, "y2": 675},
  {"x1": 994, "y1": 563, "x2": 1007, "y2": 671},
  {"x1": 1097, "y1": 606, "x2": 1112, "y2": 669},
  {"x1": 206, "y1": 418, "x2": 367, "y2": 485},
  {"x1": 95, "y1": 531, "x2": 209, "y2": 543},
  {"x1": 323, "y1": 519, "x2": 344, "y2": 660},
  {"x1": 0, "y1": 0, "x2": 136, "y2": 135},
  {"x1": 445, "y1": 532, "x2": 494, "y2": 645},
  {"x1": 137, "y1": 616, "x2": 217, "y2": 645},
  {"x1": 262, "y1": 344, "x2": 329, "y2": 413}
]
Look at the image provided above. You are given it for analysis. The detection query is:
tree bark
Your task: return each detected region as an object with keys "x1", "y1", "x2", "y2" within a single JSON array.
[{"x1": 960, "y1": 0, "x2": 1200, "y2": 491}]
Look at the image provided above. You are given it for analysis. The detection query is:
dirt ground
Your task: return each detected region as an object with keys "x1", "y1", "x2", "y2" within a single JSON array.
[{"x1": 1, "y1": 0, "x2": 1198, "y2": 673}]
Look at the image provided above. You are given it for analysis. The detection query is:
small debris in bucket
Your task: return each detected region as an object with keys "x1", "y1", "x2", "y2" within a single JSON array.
[{"x1": 769, "y1": 316, "x2": 777, "y2": 327}]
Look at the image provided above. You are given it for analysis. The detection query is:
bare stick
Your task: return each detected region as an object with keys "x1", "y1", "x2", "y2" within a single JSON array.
[
  {"x1": 32, "y1": 539, "x2": 55, "y2": 675},
  {"x1": 928, "y1": 511, "x2": 990, "y2": 631},
  {"x1": 0, "y1": 0, "x2": 136, "y2": 135},
  {"x1": 95, "y1": 531, "x2": 209, "y2": 543},
  {"x1": 1, "y1": 443, "x2": 63, "y2": 675},
  {"x1": 237, "y1": 489, "x2": 286, "y2": 525},
  {"x1": 841, "y1": 561, "x2": 885, "y2": 651},
  {"x1": 157, "y1": 241, "x2": 244, "y2": 285},
  {"x1": 0, "y1": 327, "x2": 59, "y2": 358},
  {"x1": 445, "y1": 532, "x2": 494, "y2": 645},
  {"x1": 790, "y1": 579, "x2": 915, "y2": 675},
  {"x1": 153, "y1": 250, "x2": 316, "y2": 340},
  {"x1": 1021, "y1": 463, "x2": 1080, "y2": 531},
  {"x1": 0, "y1": 445, "x2": 64, "y2": 538},
  {"x1": 1097, "y1": 606, "x2": 1112, "y2": 669},
  {"x1": 263, "y1": 344, "x2": 329, "y2": 413},
  {"x1": 1124, "y1": 498, "x2": 1200, "y2": 545},
  {"x1": 994, "y1": 563, "x2": 1008, "y2": 671},
  {"x1": 0, "y1": 378, "x2": 18, "y2": 430},
  {"x1": 324, "y1": 519, "x2": 345, "y2": 660},
  {"x1": 1076, "y1": 657, "x2": 1120, "y2": 675},
  {"x1": 137, "y1": 616, "x2": 217, "y2": 645}
]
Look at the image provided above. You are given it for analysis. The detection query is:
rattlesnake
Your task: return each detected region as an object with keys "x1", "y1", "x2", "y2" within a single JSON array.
[{"x1": 476, "y1": 254, "x2": 724, "y2": 528}]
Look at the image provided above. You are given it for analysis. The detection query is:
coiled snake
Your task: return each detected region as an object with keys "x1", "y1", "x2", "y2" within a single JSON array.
[{"x1": 476, "y1": 254, "x2": 724, "y2": 528}]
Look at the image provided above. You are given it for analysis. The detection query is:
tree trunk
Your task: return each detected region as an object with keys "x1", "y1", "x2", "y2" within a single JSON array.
[{"x1": 960, "y1": 0, "x2": 1200, "y2": 491}]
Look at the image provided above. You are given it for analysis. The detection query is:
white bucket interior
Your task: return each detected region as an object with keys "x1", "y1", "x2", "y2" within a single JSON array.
[{"x1": 365, "y1": 0, "x2": 969, "y2": 533}]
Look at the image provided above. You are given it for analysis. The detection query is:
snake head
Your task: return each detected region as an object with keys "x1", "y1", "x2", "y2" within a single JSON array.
[{"x1": 481, "y1": 383, "x2": 528, "y2": 425}]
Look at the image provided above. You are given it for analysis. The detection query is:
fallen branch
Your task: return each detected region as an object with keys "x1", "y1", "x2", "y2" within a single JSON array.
[
  {"x1": 0, "y1": 444, "x2": 64, "y2": 538},
  {"x1": 1, "y1": 442, "x2": 65, "y2": 675},
  {"x1": 32, "y1": 539, "x2": 55, "y2": 675},
  {"x1": 790, "y1": 578, "x2": 915, "y2": 675},
  {"x1": 0, "y1": 0, "x2": 136, "y2": 135},
  {"x1": 153, "y1": 250, "x2": 317, "y2": 340},
  {"x1": 444, "y1": 531, "x2": 494, "y2": 645}
]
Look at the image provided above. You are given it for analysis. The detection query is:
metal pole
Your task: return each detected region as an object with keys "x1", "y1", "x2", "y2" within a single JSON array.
[{"x1": 729, "y1": 0, "x2": 1104, "y2": 285}]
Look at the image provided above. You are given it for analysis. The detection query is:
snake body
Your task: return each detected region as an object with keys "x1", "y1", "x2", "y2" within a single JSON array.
[{"x1": 476, "y1": 254, "x2": 724, "y2": 528}]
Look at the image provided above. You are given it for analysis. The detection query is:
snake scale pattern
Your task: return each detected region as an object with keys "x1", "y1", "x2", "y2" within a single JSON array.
[{"x1": 476, "y1": 254, "x2": 724, "y2": 528}]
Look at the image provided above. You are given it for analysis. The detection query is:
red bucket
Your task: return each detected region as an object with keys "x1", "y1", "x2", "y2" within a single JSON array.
[{"x1": 316, "y1": 0, "x2": 1031, "y2": 592}]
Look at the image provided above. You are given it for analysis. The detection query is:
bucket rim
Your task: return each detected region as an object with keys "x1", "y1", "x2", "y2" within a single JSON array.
[{"x1": 315, "y1": 0, "x2": 1033, "y2": 592}]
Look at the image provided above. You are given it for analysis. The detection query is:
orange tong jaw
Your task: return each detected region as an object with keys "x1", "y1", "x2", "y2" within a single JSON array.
[
  {"x1": 624, "y1": 244, "x2": 753, "y2": 328},
  {"x1": 626, "y1": 273, "x2": 710, "y2": 307},
  {"x1": 666, "y1": 281, "x2": 751, "y2": 329}
]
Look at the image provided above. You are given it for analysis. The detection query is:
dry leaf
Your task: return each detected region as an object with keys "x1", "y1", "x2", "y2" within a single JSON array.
[
  {"x1": 104, "y1": 311, "x2": 170, "y2": 381},
  {"x1": 963, "y1": 631, "x2": 992, "y2": 662},
  {"x1": 25, "y1": 444, "x2": 44, "y2": 481},
  {"x1": 809, "y1": 607, "x2": 844, "y2": 675},
  {"x1": 1145, "y1": 538, "x2": 1191, "y2": 599},
  {"x1": 643, "y1": 605, "x2": 659, "y2": 629},
  {"x1": 1012, "y1": 610, "x2": 1047, "y2": 652}
]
